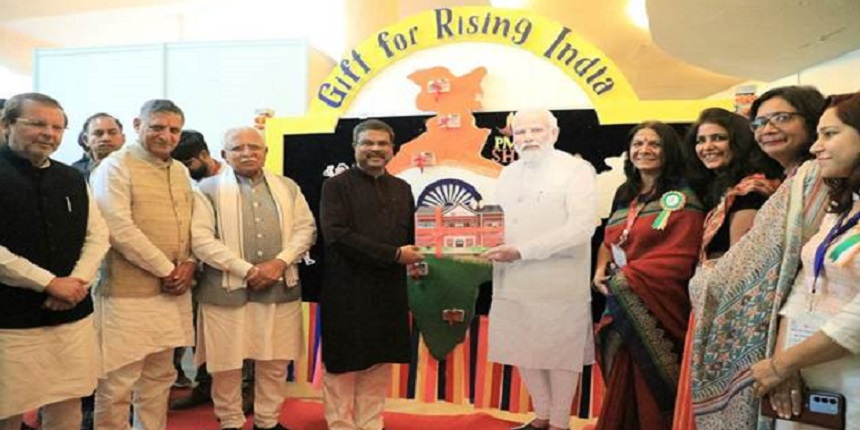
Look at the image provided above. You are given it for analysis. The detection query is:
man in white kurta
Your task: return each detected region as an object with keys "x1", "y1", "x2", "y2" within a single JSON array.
[
  {"x1": 0, "y1": 93, "x2": 110, "y2": 430},
  {"x1": 483, "y1": 110, "x2": 597, "y2": 430},
  {"x1": 191, "y1": 126, "x2": 316, "y2": 430},
  {"x1": 90, "y1": 99, "x2": 197, "y2": 430}
]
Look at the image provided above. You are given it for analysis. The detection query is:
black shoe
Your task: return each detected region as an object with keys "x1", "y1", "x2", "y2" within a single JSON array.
[
  {"x1": 173, "y1": 371, "x2": 192, "y2": 388},
  {"x1": 169, "y1": 383, "x2": 212, "y2": 410},
  {"x1": 511, "y1": 423, "x2": 549, "y2": 430},
  {"x1": 242, "y1": 385, "x2": 255, "y2": 415},
  {"x1": 253, "y1": 424, "x2": 289, "y2": 430},
  {"x1": 80, "y1": 410, "x2": 94, "y2": 430}
]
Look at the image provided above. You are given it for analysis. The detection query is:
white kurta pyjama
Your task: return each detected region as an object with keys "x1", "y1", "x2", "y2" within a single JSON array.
[
  {"x1": 488, "y1": 150, "x2": 597, "y2": 372},
  {"x1": 95, "y1": 293, "x2": 194, "y2": 375},
  {"x1": 197, "y1": 301, "x2": 303, "y2": 373},
  {"x1": 0, "y1": 316, "x2": 99, "y2": 419}
]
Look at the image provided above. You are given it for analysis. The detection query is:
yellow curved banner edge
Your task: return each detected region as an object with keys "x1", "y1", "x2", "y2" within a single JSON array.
[{"x1": 264, "y1": 5, "x2": 736, "y2": 173}]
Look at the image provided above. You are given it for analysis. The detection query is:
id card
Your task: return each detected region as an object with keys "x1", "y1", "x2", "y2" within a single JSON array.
[
  {"x1": 786, "y1": 311, "x2": 830, "y2": 349},
  {"x1": 610, "y1": 243, "x2": 628, "y2": 268}
]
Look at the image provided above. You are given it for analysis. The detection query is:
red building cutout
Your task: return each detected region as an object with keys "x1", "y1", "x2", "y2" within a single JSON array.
[{"x1": 415, "y1": 203, "x2": 504, "y2": 257}]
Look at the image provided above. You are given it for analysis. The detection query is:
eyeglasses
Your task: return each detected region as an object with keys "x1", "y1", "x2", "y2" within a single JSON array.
[
  {"x1": 750, "y1": 112, "x2": 802, "y2": 132},
  {"x1": 15, "y1": 117, "x2": 67, "y2": 133}
]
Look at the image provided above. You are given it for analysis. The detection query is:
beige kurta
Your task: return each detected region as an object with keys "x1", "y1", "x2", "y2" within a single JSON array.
[
  {"x1": 95, "y1": 293, "x2": 194, "y2": 375},
  {"x1": 0, "y1": 316, "x2": 99, "y2": 419},
  {"x1": 196, "y1": 301, "x2": 303, "y2": 373},
  {"x1": 89, "y1": 141, "x2": 196, "y2": 375},
  {"x1": 775, "y1": 201, "x2": 860, "y2": 429}
]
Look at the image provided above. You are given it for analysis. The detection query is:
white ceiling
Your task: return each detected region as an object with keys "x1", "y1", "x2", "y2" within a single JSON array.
[
  {"x1": 648, "y1": 0, "x2": 860, "y2": 81},
  {"x1": 1, "y1": 0, "x2": 858, "y2": 99}
]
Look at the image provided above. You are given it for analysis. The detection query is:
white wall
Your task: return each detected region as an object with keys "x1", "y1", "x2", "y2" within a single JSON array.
[
  {"x1": 35, "y1": 44, "x2": 166, "y2": 163},
  {"x1": 708, "y1": 48, "x2": 860, "y2": 99},
  {"x1": 34, "y1": 39, "x2": 308, "y2": 164},
  {"x1": 798, "y1": 49, "x2": 860, "y2": 95},
  {"x1": 0, "y1": 66, "x2": 33, "y2": 99},
  {"x1": 165, "y1": 40, "x2": 308, "y2": 153}
]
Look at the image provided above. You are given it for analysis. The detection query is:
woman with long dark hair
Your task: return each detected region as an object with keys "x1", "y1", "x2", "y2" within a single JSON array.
[
  {"x1": 672, "y1": 108, "x2": 782, "y2": 429},
  {"x1": 689, "y1": 86, "x2": 829, "y2": 429},
  {"x1": 593, "y1": 121, "x2": 705, "y2": 430}
]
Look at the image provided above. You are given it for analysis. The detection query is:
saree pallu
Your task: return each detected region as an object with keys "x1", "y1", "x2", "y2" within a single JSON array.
[
  {"x1": 689, "y1": 161, "x2": 827, "y2": 430},
  {"x1": 596, "y1": 186, "x2": 704, "y2": 430},
  {"x1": 674, "y1": 174, "x2": 781, "y2": 430}
]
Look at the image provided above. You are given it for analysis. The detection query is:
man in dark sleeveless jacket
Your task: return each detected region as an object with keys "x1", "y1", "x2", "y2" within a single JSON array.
[{"x1": 0, "y1": 93, "x2": 109, "y2": 430}]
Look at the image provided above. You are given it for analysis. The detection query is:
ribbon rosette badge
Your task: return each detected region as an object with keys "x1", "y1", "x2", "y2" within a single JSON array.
[{"x1": 651, "y1": 191, "x2": 686, "y2": 230}]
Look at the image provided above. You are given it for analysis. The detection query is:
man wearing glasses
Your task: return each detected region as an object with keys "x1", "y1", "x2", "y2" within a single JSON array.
[{"x1": 0, "y1": 93, "x2": 110, "y2": 430}]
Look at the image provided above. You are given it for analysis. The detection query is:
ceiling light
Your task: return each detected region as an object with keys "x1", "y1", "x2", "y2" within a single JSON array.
[{"x1": 626, "y1": 0, "x2": 650, "y2": 31}]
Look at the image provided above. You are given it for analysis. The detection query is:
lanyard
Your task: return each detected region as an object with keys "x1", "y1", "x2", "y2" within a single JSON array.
[
  {"x1": 618, "y1": 195, "x2": 648, "y2": 245},
  {"x1": 812, "y1": 210, "x2": 860, "y2": 294}
]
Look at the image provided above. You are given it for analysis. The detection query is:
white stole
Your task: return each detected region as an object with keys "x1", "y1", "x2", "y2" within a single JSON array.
[{"x1": 214, "y1": 167, "x2": 299, "y2": 289}]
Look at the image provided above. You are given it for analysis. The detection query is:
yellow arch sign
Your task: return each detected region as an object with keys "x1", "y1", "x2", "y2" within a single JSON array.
[{"x1": 265, "y1": 6, "x2": 731, "y2": 172}]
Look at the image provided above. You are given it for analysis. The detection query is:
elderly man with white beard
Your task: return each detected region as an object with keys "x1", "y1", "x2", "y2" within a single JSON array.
[{"x1": 482, "y1": 109, "x2": 597, "y2": 430}]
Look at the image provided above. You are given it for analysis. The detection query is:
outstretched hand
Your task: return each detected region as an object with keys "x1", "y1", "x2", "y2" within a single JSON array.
[{"x1": 480, "y1": 245, "x2": 521, "y2": 263}]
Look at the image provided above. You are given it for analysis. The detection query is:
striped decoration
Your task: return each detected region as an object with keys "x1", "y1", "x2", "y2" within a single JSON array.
[{"x1": 293, "y1": 302, "x2": 603, "y2": 419}]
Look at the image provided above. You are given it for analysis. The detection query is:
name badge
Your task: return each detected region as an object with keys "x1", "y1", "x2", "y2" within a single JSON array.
[
  {"x1": 611, "y1": 243, "x2": 628, "y2": 268},
  {"x1": 785, "y1": 311, "x2": 830, "y2": 349}
]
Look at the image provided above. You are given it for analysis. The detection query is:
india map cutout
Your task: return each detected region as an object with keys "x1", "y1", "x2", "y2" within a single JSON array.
[{"x1": 394, "y1": 66, "x2": 498, "y2": 360}]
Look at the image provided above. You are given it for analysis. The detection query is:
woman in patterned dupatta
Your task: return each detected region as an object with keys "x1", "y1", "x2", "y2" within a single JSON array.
[
  {"x1": 592, "y1": 121, "x2": 705, "y2": 430},
  {"x1": 689, "y1": 86, "x2": 828, "y2": 430},
  {"x1": 672, "y1": 108, "x2": 783, "y2": 430}
]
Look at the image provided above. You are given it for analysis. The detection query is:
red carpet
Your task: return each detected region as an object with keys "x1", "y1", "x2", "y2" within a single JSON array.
[
  {"x1": 22, "y1": 390, "x2": 521, "y2": 429},
  {"x1": 167, "y1": 397, "x2": 521, "y2": 430}
]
